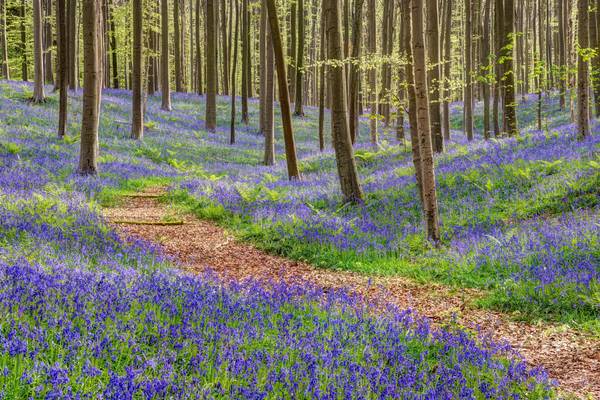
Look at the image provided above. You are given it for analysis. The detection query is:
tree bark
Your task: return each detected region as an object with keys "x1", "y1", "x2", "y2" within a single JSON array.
[
  {"x1": 230, "y1": 0, "x2": 240, "y2": 144},
  {"x1": 206, "y1": 0, "x2": 217, "y2": 131},
  {"x1": 241, "y1": 0, "x2": 249, "y2": 123},
  {"x1": 265, "y1": 0, "x2": 300, "y2": 180},
  {"x1": 294, "y1": 0, "x2": 305, "y2": 115},
  {"x1": 263, "y1": 4, "x2": 275, "y2": 165},
  {"x1": 426, "y1": 0, "x2": 443, "y2": 151},
  {"x1": 57, "y1": 0, "x2": 68, "y2": 137},
  {"x1": 481, "y1": 0, "x2": 491, "y2": 139},
  {"x1": 464, "y1": 0, "x2": 474, "y2": 141},
  {"x1": 503, "y1": 0, "x2": 518, "y2": 136},
  {"x1": 174, "y1": 0, "x2": 183, "y2": 92},
  {"x1": 221, "y1": 0, "x2": 229, "y2": 95},
  {"x1": 67, "y1": 0, "x2": 78, "y2": 88},
  {"x1": 348, "y1": 0, "x2": 364, "y2": 143},
  {"x1": 43, "y1": 0, "x2": 54, "y2": 84},
  {"x1": 493, "y1": 0, "x2": 503, "y2": 136},
  {"x1": 411, "y1": 0, "x2": 441, "y2": 243},
  {"x1": 131, "y1": 0, "x2": 144, "y2": 139},
  {"x1": 367, "y1": 0, "x2": 377, "y2": 145},
  {"x1": 0, "y1": 0, "x2": 8, "y2": 79},
  {"x1": 318, "y1": 0, "x2": 326, "y2": 152},
  {"x1": 32, "y1": 0, "x2": 46, "y2": 102},
  {"x1": 288, "y1": 0, "x2": 297, "y2": 101},
  {"x1": 20, "y1": 0, "x2": 28, "y2": 81},
  {"x1": 325, "y1": 0, "x2": 363, "y2": 203},
  {"x1": 196, "y1": 0, "x2": 203, "y2": 94},
  {"x1": 577, "y1": 0, "x2": 591, "y2": 139},
  {"x1": 161, "y1": 0, "x2": 172, "y2": 110},
  {"x1": 79, "y1": 0, "x2": 102, "y2": 176},
  {"x1": 442, "y1": 0, "x2": 452, "y2": 141}
]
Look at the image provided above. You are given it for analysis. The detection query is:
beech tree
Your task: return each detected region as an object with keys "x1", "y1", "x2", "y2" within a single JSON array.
[
  {"x1": 32, "y1": 0, "x2": 45, "y2": 103},
  {"x1": 161, "y1": 0, "x2": 172, "y2": 111},
  {"x1": 464, "y1": 0, "x2": 473, "y2": 141},
  {"x1": 56, "y1": 0, "x2": 68, "y2": 138},
  {"x1": 130, "y1": 0, "x2": 143, "y2": 139},
  {"x1": 577, "y1": 0, "x2": 590, "y2": 139},
  {"x1": 78, "y1": 0, "x2": 102, "y2": 176},
  {"x1": 0, "y1": 0, "x2": 8, "y2": 79},
  {"x1": 324, "y1": 0, "x2": 363, "y2": 203},
  {"x1": 205, "y1": 0, "x2": 217, "y2": 132}
]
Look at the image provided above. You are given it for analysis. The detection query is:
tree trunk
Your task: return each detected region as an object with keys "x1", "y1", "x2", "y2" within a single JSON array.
[
  {"x1": 263, "y1": 3, "x2": 275, "y2": 165},
  {"x1": 20, "y1": 0, "x2": 28, "y2": 81},
  {"x1": 221, "y1": 0, "x2": 229, "y2": 95},
  {"x1": 174, "y1": 0, "x2": 182, "y2": 92},
  {"x1": 401, "y1": 0, "x2": 423, "y2": 201},
  {"x1": 107, "y1": 0, "x2": 118, "y2": 88},
  {"x1": 206, "y1": 0, "x2": 217, "y2": 131},
  {"x1": 79, "y1": 0, "x2": 102, "y2": 176},
  {"x1": 288, "y1": 0, "x2": 297, "y2": 101},
  {"x1": 464, "y1": 0, "x2": 474, "y2": 140},
  {"x1": 67, "y1": 0, "x2": 78, "y2": 88},
  {"x1": 265, "y1": 0, "x2": 300, "y2": 180},
  {"x1": 131, "y1": 0, "x2": 144, "y2": 139},
  {"x1": 0, "y1": 0, "x2": 8, "y2": 79},
  {"x1": 57, "y1": 0, "x2": 68, "y2": 138},
  {"x1": 577, "y1": 0, "x2": 591, "y2": 139},
  {"x1": 503, "y1": 0, "x2": 518, "y2": 136},
  {"x1": 367, "y1": 0, "x2": 377, "y2": 145},
  {"x1": 481, "y1": 0, "x2": 491, "y2": 139},
  {"x1": 426, "y1": 0, "x2": 443, "y2": 151},
  {"x1": 32, "y1": 0, "x2": 46, "y2": 102},
  {"x1": 294, "y1": 0, "x2": 305, "y2": 115},
  {"x1": 325, "y1": 0, "x2": 363, "y2": 203},
  {"x1": 196, "y1": 0, "x2": 203, "y2": 94},
  {"x1": 241, "y1": 0, "x2": 249, "y2": 123},
  {"x1": 557, "y1": 0, "x2": 566, "y2": 110},
  {"x1": 590, "y1": 0, "x2": 600, "y2": 116},
  {"x1": 493, "y1": 0, "x2": 503, "y2": 136},
  {"x1": 348, "y1": 0, "x2": 364, "y2": 143},
  {"x1": 161, "y1": 0, "x2": 172, "y2": 110},
  {"x1": 411, "y1": 0, "x2": 440, "y2": 244},
  {"x1": 230, "y1": 0, "x2": 240, "y2": 144},
  {"x1": 318, "y1": 0, "x2": 326, "y2": 152},
  {"x1": 43, "y1": 0, "x2": 54, "y2": 84},
  {"x1": 442, "y1": 0, "x2": 452, "y2": 141}
]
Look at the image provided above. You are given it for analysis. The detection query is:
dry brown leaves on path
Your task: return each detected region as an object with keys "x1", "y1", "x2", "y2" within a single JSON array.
[{"x1": 103, "y1": 188, "x2": 600, "y2": 399}]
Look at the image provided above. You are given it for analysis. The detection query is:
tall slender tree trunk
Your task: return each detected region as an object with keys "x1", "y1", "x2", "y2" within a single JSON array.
[
  {"x1": 195, "y1": 0, "x2": 203, "y2": 94},
  {"x1": 493, "y1": 0, "x2": 503, "y2": 136},
  {"x1": 325, "y1": 0, "x2": 363, "y2": 203},
  {"x1": 411, "y1": 0, "x2": 440, "y2": 243},
  {"x1": 503, "y1": 0, "x2": 518, "y2": 136},
  {"x1": 43, "y1": 0, "x2": 54, "y2": 84},
  {"x1": 230, "y1": 0, "x2": 240, "y2": 144},
  {"x1": 318, "y1": 0, "x2": 326, "y2": 152},
  {"x1": 206, "y1": 0, "x2": 217, "y2": 131},
  {"x1": 174, "y1": 0, "x2": 183, "y2": 92},
  {"x1": 557, "y1": 0, "x2": 566, "y2": 110},
  {"x1": 241, "y1": 0, "x2": 249, "y2": 123},
  {"x1": 590, "y1": 0, "x2": 600, "y2": 116},
  {"x1": 265, "y1": 0, "x2": 300, "y2": 180},
  {"x1": 0, "y1": 0, "x2": 8, "y2": 79},
  {"x1": 348, "y1": 0, "x2": 364, "y2": 143},
  {"x1": 294, "y1": 0, "x2": 305, "y2": 115},
  {"x1": 32, "y1": 0, "x2": 46, "y2": 102},
  {"x1": 367, "y1": 0, "x2": 377, "y2": 145},
  {"x1": 426, "y1": 0, "x2": 443, "y2": 151},
  {"x1": 259, "y1": 2, "x2": 267, "y2": 134},
  {"x1": 57, "y1": 0, "x2": 68, "y2": 138},
  {"x1": 577, "y1": 0, "x2": 591, "y2": 139},
  {"x1": 464, "y1": 0, "x2": 473, "y2": 140},
  {"x1": 263, "y1": 4, "x2": 275, "y2": 165},
  {"x1": 221, "y1": 0, "x2": 229, "y2": 95},
  {"x1": 442, "y1": 0, "x2": 452, "y2": 141},
  {"x1": 401, "y1": 0, "x2": 423, "y2": 201},
  {"x1": 481, "y1": 0, "x2": 491, "y2": 139},
  {"x1": 161, "y1": 0, "x2": 172, "y2": 111},
  {"x1": 131, "y1": 0, "x2": 144, "y2": 139},
  {"x1": 20, "y1": 0, "x2": 28, "y2": 81},
  {"x1": 67, "y1": 0, "x2": 78, "y2": 88},
  {"x1": 288, "y1": 0, "x2": 297, "y2": 101},
  {"x1": 108, "y1": 0, "x2": 118, "y2": 88},
  {"x1": 79, "y1": 0, "x2": 102, "y2": 176}
]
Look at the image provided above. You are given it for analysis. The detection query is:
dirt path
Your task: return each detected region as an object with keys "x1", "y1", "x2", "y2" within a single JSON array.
[{"x1": 103, "y1": 188, "x2": 600, "y2": 399}]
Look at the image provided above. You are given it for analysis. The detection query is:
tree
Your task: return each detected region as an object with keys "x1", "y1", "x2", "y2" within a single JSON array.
[
  {"x1": 230, "y1": 0, "x2": 240, "y2": 144},
  {"x1": 206, "y1": 0, "x2": 217, "y2": 132},
  {"x1": 502, "y1": 0, "x2": 518, "y2": 136},
  {"x1": 464, "y1": 0, "x2": 474, "y2": 141},
  {"x1": 79, "y1": 0, "x2": 102, "y2": 176},
  {"x1": 481, "y1": 0, "x2": 492, "y2": 139},
  {"x1": 367, "y1": 0, "x2": 377, "y2": 145},
  {"x1": 161, "y1": 0, "x2": 172, "y2": 111},
  {"x1": 426, "y1": 0, "x2": 443, "y2": 152},
  {"x1": 348, "y1": 0, "x2": 364, "y2": 143},
  {"x1": 411, "y1": 0, "x2": 441, "y2": 243},
  {"x1": 265, "y1": 0, "x2": 300, "y2": 180},
  {"x1": 67, "y1": 0, "x2": 78, "y2": 89},
  {"x1": 0, "y1": 0, "x2": 8, "y2": 79},
  {"x1": 20, "y1": 0, "x2": 27, "y2": 81},
  {"x1": 324, "y1": 0, "x2": 363, "y2": 203},
  {"x1": 174, "y1": 0, "x2": 183, "y2": 92},
  {"x1": 318, "y1": 0, "x2": 326, "y2": 152},
  {"x1": 577, "y1": 0, "x2": 591, "y2": 139},
  {"x1": 294, "y1": 0, "x2": 305, "y2": 116},
  {"x1": 56, "y1": 0, "x2": 68, "y2": 138},
  {"x1": 32, "y1": 0, "x2": 46, "y2": 103},
  {"x1": 131, "y1": 0, "x2": 144, "y2": 139},
  {"x1": 195, "y1": 0, "x2": 203, "y2": 94},
  {"x1": 108, "y1": 0, "x2": 118, "y2": 88},
  {"x1": 263, "y1": 4, "x2": 275, "y2": 165},
  {"x1": 241, "y1": 0, "x2": 249, "y2": 123},
  {"x1": 441, "y1": 0, "x2": 452, "y2": 141}
]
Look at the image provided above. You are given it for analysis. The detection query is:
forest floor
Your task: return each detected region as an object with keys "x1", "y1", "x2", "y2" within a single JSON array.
[{"x1": 104, "y1": 187, "x2": 600, "y2": 399}]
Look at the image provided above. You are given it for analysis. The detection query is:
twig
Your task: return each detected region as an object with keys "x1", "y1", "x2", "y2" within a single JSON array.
[{"x1": 111, "y1": 220, "x2": 184, "y2": 226}]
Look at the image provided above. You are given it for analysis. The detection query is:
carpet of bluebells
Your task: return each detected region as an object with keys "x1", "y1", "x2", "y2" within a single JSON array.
[{"x1": 0, "y1": 79, "x2": 591, "y2": 397}]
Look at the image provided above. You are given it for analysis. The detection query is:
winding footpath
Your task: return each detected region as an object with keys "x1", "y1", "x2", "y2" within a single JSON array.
[{"x1": 103, "y1": 188, "x2": 600, "y2": 399}]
